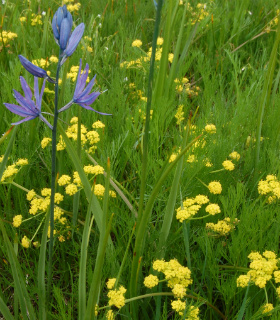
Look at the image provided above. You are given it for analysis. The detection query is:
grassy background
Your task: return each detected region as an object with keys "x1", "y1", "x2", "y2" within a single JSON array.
[{"x1": 0, "y1": 0, "x2": 280, "y2": 319}]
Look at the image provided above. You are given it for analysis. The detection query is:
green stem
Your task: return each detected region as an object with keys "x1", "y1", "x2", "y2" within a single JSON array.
[{"x1": 47, "y1": 53, "x2": 62, "y2": 301}]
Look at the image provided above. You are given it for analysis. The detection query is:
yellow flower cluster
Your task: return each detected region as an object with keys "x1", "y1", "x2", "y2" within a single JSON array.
[
  {"x1": 107, "y1": 286, "x2": 126, "y2": 309},
  {"x1": 171, "y1": 301, "x2": 199, "y2": 318},
  {"x1": 53, "y1": 117, "x2": 104, "y2": 154},
  {"x1": 188, "y1": 2, "x2": 210, "y2": 25},
  {"x1": 175, "y1": 104, "x2": 184, "y2": 125},
  {"x1": 13, "y1": 215, "x2": 23, "y2": 227},
  {"x1": 229, "y1": 151, "x2": 240, "y2": 161},
  {"x1": 1, "y1": 158, "x2": 28, "y2": 183},
  {"x1": 208, "y1": 181, "x2": 222, "y2": 194},
  {"x1": 176, "y1": 194, "x2": 219, "y2": 222},
  {"x1": 0, "y1": 30, "x2": 17, "y2": 45},
  {"x1": 106, "y1": 278, "x2": 116, "y2": 289},
  {"x1": 106, "y1": 310, "x2": 114, "y2": 320},
  {"x1": 143, "y1": 274, "x2": 159, "y2": 289},
  {"x1": 41, "y1": 137, "x2": 52, "y2": 149},
  {"x1": 84, "y1": 165, "x2": 104, "y2": 175},
  {"x1": 237, "y1": 251, "x2": 279, "y2": 289},
  {"x1": 132, "y1": 39, "x2": 142, "y2": 47},
  {"x1": 258, "y1": 175, "x2": 280, "y2": 203},
  {"x1": 262, "y1": 303, "x2": 274, "y2": 315},
  {"x1": 222, "y1": 160, "x2": 235, "y2": 171},
  {"x1": 204, "y1": 124, "x2": 216, "y2": 134},
  {"x1": 67, "y1": 3, "x2": 81, "y2": 12},
  {"x1": 21, "y1": 236, "x2": 30, "y2": 248},
  {"x1": 174, "y1": 77, "x2": 200, "y2": 97},
  {"x1": 31, "y1": 14, "x2": 43, "y2": 26},
  {"x1": 206, "y1": 217, "x2": 239, "y2": 236},
  {"x1": 32, "y1": 58, "x2": 50, "y2": 68},
  {"x1": 145, "y1": 259, "x2": 195, "y2": 316}
]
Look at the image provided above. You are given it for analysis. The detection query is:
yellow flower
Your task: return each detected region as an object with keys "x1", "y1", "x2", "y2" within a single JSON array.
[
  {"x1": 205, "y1": 203, "x2": 221, "y2": 215},
  {"x1": 65, "y1": 184, "x2": 78, "y2": 196},
  {"x1": 107, "y1": 278, "x2": 116, "y2": 289},
  {"x1": 58, "y1": 235, "x2": 65, "y2": 242},
  {"x1": 132, "y1": 39, "x2": 142, "y2": 47},
  {"x1": 172, "y1": 284, "x2": 186, "y2": 299},
  {"x1": 222, "y1": 160, "x2": 235, "y2": 171},
  {"x1": 208, "y1": 181, "x2": 222, "y2": 194},
  {"x1": 16, "y1": 158, "x2": 28, "y2": 166},
  {"x1": 144, "y1": 275, "x2": 159, "y2": 288},
  {"x1": 13, "y1": 215, "x2": 22, "y2": 227},
  {"x1": 171, "y1": 300, "x2": 185, "y2": 315},
  {"x1": 58, "y1": 175, "x2": 71, "y2": 186},
  {"x1": 205, "y1": 124, "x2": 216, "y2": 134},
  {"x1": 94, "y1": 184, "x2": 105, "y2": 198},
  {"x1": 157, "y1": 37, "x2": 164, "y2": 45},
  {"x1": 84, "y1": 165, "x2": 104, "y2": 175},
  {"x1": 21, "y1": 236, "x2": 30, "y2": 248},
  {"x1": 262, "y1": 303, "x2": 273, "y2": 315},
  {"x1": 229, "y1": 151, "x2": 240, "y2": 161},
  {"x1": 106, "y1": 310, "x2": 114, "y2": 320},
  {"x1": 92, "y1": 120, "x2": 105, "y2": 129},
  {"x1": 54, "y1": 193, "x2": 64, "y2": 204},
  {"x1": 236, "y1": 275, "x2": 250, "y2": 288},
  {"x1": 20, "y1": 17, "x2": 27, "y2": 22},
  {"x1": 194, "y1": 195, "x2": 209, "y2": 205},
  {"x1": 41, "y1": 188, "x2": 51, "y2": 197},
  {"x1": 108, "y1": 286, "x2": 126, "y2": 309}
]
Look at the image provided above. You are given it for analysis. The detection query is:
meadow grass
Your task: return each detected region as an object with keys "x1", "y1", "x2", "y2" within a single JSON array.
[{"x1": 0, "y1": 0, "x2": 280, "y2": 319}]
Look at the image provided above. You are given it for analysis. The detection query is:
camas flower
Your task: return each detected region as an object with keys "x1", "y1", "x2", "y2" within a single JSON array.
[
  {"x1": 19, "y1": 55, "x2": 55, "y2": 83},
  {"x1": 52, "y1": 5, "x2": 85, "y2": 64},
  {"x1": 3, "y1": 76, "x2": 53, "y2": 129},
  {"x1": 58, "y1": 59, "x2": 111, "y2": 115}
]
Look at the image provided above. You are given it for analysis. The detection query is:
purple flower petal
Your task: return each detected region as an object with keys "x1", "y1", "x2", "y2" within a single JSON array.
[
  {"x1": 76, "y1": 91, "x2": 100, "y2": 104},
  {"x1": 4, "y1": 103, "x2": 33, "y2": 117},
  {"x1": 59, "y1": 18, "x2": 71, "y2": 50},
  {"x1": 64, "y1": 23, "x2": 85, "y2": 57},
  {"x1": 20, "y1": 77, "x2": 32, "y2": 100},
  {"x1": 12, "y1": 116, "x2": 38, "y2": 125},
  {"x1": 78, "y1": 74, "x2": 97, "y2": 100}
]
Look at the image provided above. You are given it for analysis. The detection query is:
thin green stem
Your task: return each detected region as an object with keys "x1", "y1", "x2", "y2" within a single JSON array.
[{"x1": 47, "y1": 53, "x2": 62, "y2": 301}]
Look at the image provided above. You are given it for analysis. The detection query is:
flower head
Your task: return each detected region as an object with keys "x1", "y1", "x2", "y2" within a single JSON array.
[
  {"x1": 59, "y1": 60, "x2": 111, "y2": 115},
  {"x1": 4, "y1": 76, "x2": 52, "y2": 129},
  {"x1": 52, "y1": 5, "x2": 85, "y2": 63}
]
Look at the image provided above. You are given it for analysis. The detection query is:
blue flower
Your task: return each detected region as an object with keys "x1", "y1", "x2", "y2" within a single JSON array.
[
  {"x1": 52, "y1": 5, "x2": 84, "y2": 63},
  {"x1": 3, "y1": 76, "x2": 53, "y2": 129},
  {"x1": 19, "y1": 55, "x2": 56, "y2": 83},
  {"x1": 58, "y1": 60, "x2": 111, "y2": 115}
]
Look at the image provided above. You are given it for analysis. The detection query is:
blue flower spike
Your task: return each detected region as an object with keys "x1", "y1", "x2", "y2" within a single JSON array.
[
  {"x1": 58, "y1": 59, "x2": 111, "y2": 115},
  {"x1": 3, "y1": 76, "x2": 53, "y2": 129},
  {"x1": 19, "y1": 55, "x2": 56, "y2": 83},
  {"x1": 52, "y1": 5, "x2": 73, "y2": 46},
  {"x1": 52, "y1": 5, "x2": 84, "y2": 64}
]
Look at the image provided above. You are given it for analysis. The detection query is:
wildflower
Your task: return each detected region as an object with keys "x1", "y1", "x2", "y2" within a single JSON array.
[
  {"x1": 172, "y1": 284, "x2": 186, "y2": 299},
  {"x1": 4, "y1": 76, "x2": 53, "y2": 129},
  {"x1": 16, "y1": 158, "x2": 28, "y2": 166},
  {"x1": 194, "y1": 195, "x2": 209, "y2": 205},
  {"x1": 262, "y1": 303, "x2": 273, "y2": 315},
  {"x1": 13, "y1": 215, "x2": 23, "y2": 227},
  {"x1": 58, "y1": 60, "x2": 111, "y2": 115},
  {"x1": 171, "y1": 300, "x2": 186, "y2": 315},
  {"x1": 229, "y1": 151, "x2": 240, "y2": 161},
  {"x1": 41, "y1": 137, "x2": 52, "y2": 148},
  {"x1": 84, "y1": 165, "x2": 104, "y2": 175},
  {"x1": 58, "y1": 235, "x2": 65, "y2": 242},
  {"x1": 206, "y1": 217, "x2": 239, "y2": 236},
  {"x1": 54, "y1": 193, "x2": 64, "y2": 204},
  {"x1": 27, "y1": 189, "x2": 36, "y2": 201},
  {"x1": 222, "y1": 160, "x2": 235, "y2": 171},
  {"x1": 208, "y1": 181, "x2": 222, "y2": 194},
  {"x1": 94, "y1": 184, "x2": 105, "y2": 198},
  {"x1": 107, "y1": 278, "x2": 116, "y2": 289},
  {"x1": 236, "y1": 275, "x2": 250, "y2": 288},
  {"x1": 21, "y1": 236, "x2": 30, "y2": 248},
  {"x1": 106, "y1": 310, "x2": 114, "y2": 320},
  {"x1": 65, "y1": 183, "x2": 78, "y2": 195},
  {"x1": 157, "y1": 37, "x2": 164, "y2": 45},
  {"x1": 18, "y1": 55, "x2": 55, "y2": 83},
  {"x1": 144, "y1": 275, "x2": 159, "y2": 288},
  {"x1": 92, "y1": 120, "x2": 105, "y2": 128},
  {"x1": 108, "y1": 286, "x2": 126, "y2": 309},
  {"x1": 205, "y1": 124, "x2": 216, "y2": 133},
  {"x1": 58, "y1": 175, "x2": 71, "y2": 186},
  {"x1": 132, "y1": 39, "x2": 142, "y2": 47},
  {"x1": 205, "y1": 203, "x2": 221, "y2": 215},
  {"x1": 41, "y1": 188, "x2": 51, "y2": 197}
]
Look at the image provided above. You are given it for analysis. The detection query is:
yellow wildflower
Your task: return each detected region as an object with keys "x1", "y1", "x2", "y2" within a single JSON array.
[
  {"x1": 13, "y1": 215, "x2": 22, "y2": 227},
  {"x1": 144, "y1": 275, "x2": 159, "y2": 288},
  {"x1": 262, "y1": 303, "x2": 273, "y2": 315},
  {"x1": 107, "y1": 278, "x2": 116, "y2": 289},
  {"x1": 222, "y1": 160, "x2": 235, "y2": 171},
  {"x1": 108, "y1": 286, "x2": 126, "y2": 309},
  {"x1": 205, "y1": 124, "x2": 216, "y2": 133},
  {"x1": 16, "y1": 158, "x2": 28, "y2": 166},
  {"x1": 132, "y1": 39, "x2": 142, "y2": 47},
  {"x1": 229, "y1": 151, "x2": 240, "y2": 161},
  {"x1": 92, "y1": 120, "x2": 105, "y2": 129},
  {"x1": 205, "y1": 203, "x2": 221, "y2": 215},
  {"x1": 65, "y1": 184, "x2": 78, "y2": 196},
  {"x1": 94, "y1": 184, "x2": 105, "y2": 198},
  {"x1": 208, "y1": 181, "x2": 222, "y2": 194},
  {"x1": 27, "y1": 189, "x2": 36, "y2": 201},
  {"x1": 58, "y1": 175, "x2": 71, "y2": 186},
  {"x1": 21, "y1": 236, "x2": 30, "y2": 248}
]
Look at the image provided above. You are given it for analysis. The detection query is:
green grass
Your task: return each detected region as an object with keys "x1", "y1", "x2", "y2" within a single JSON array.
[{"x1": 0, "y1": 0, "x2": 280, "y2": 319}]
